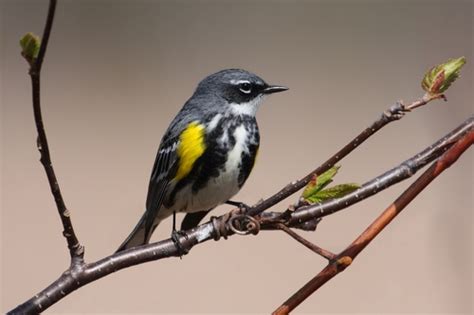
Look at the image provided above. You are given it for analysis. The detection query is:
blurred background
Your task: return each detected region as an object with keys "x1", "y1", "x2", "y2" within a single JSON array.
[{"x1": 1, "y1": 0, "x2": 472, "y2": 313}]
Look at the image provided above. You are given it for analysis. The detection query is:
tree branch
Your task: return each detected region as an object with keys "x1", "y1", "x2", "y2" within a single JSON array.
[
  {"x1": 275, "y1": 223, "x2": 336, "y2": 260},
  {"x1": 285, "y1": 116, "x2": 473, "y2": 225},
  {"x1": 9, "y1": 117, "x2": 472, "y2": 314},
  {"x1": 10, "y1": 1, "x2": 470, "y2": 313},
  {"x1": 272, "y1": 128, "x2": 474, "y2": 315},
  {"x1": 27, "y1": 0, "x2": 83, "y2": 261},
  {"x1": 246, "y1": 97, "x2": 443, "y2": 218}
]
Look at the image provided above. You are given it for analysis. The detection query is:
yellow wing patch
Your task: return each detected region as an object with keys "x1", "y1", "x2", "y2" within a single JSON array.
[{"x1": 175, "y1": 121, "x2": 206, "y2": 181}]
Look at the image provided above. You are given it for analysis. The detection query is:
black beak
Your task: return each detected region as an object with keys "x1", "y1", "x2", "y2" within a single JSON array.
[{"x1": 263, "y1": 85, "x2": 289, "y2": 94}]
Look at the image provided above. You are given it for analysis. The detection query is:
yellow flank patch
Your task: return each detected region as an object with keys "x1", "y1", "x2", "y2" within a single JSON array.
[{"x1": 175, "y1": 121, "x2": 206, "y2": 181}]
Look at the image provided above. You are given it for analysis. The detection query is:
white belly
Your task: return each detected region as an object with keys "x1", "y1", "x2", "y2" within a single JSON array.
[{"x1": 170, "y1": 124, "x2": 250, "y2": 213}]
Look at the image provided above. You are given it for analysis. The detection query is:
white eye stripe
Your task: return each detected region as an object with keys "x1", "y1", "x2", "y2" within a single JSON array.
[
  {"x1": 230, "y1": 79, "x2": 254, "y2": 94},
  {"x1": 230, "y1": 79, "x2": 251, "y2": 85}
]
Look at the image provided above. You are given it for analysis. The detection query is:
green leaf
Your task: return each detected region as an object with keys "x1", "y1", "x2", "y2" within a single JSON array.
[
  {"x1": 305, "y1": 183, "x2": 360, "y2": 204},
  {"x1": 302, "y1": 166, "x2": 340, "y2": 199},
  {"x1": 421, "y1": 57, "x2": 466, "y2": 95},
  {"x1": 20, "y1": 32, "x2": 41, "y2": 63}
]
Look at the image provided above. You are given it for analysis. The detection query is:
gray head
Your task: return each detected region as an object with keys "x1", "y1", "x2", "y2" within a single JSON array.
[{"x1": 193, "y1": 69, "x2": 288, "y2": 116}]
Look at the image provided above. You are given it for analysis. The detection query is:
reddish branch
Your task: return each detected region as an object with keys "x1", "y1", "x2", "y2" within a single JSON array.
[
  {"x1": 9, "y1": 0, "x2": 471, "y2": 313},
  {"x1": 9, "y1": 117, "x2": 472, "y2": 314},
  {"x1": 276, "y1": 223, "x2": 336, "y2": 260},
  {"x1": 287, "y1": 116, "x2": 473, "y2": 224},
  {"x1": 273, "y1": 129, "x2": 474, "y2": 315}
]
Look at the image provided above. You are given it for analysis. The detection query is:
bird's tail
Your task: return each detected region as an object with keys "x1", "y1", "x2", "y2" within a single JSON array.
[{"x1": 115, "y1": 212, "x2": 159, "y2": 253}]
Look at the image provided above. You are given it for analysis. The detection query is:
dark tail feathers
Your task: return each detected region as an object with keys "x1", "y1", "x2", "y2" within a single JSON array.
[{"x1": 116, "y1": 212, "x2": 157, "y2": 253}]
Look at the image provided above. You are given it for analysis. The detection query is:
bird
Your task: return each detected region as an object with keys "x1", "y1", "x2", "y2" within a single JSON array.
[{"x1": 116, "y1": 69, "x2": 288, "y2": 253}]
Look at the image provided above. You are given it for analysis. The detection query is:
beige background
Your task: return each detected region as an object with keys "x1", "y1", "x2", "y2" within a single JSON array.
[{"x1": 1, "y1": 0, "x2": 473, "y2": 314}]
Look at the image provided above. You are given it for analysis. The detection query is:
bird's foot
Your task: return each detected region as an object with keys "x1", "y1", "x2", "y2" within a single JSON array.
[
  {"x1": 226, "y1": 200, "x2": 251, "y2": 213},
  {"x1": 171, "y1": 230, "x2": 189, "y2": 258}
]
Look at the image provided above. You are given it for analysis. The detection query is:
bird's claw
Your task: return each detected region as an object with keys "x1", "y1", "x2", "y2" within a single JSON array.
[
  {"x1": 171, "y1": 230, "x2": 189, "y2": 258},
  {"x1": 226, "y1": 200, "x2": 251, "y2": 212}
]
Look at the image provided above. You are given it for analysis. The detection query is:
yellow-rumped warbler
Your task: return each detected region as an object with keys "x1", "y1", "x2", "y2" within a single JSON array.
[{"x1": 116, "y1": 69, "x2": 287, "y2": 252}]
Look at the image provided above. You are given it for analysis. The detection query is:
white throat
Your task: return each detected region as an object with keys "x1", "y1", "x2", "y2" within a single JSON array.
[{"x1": 229, "y1": 95, "x2": 265, "y2": 117}]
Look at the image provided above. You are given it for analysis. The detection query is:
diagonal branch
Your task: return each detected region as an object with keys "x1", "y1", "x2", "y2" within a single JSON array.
[
  {"x1": 275, "y1": 223, "x2": 336, "y2": 260},
  {"x1": 28, "y1": 0, "x2": 83, "y2": 261},
  {"x1": 272, "y1": 129, "x2": 474, "y2": 315},
  {"x1": 247, "y1": 97, "x2": 444, "y2": 218},
  {"x1": 9, "y1": 116, "x2": 472, "y2": 314},
  {"x1": 286, "y1": 116, "x2": 473, "y2": 225},
  {"x1": 10, "y1": 2, "x2": 470, "y2": 313}
]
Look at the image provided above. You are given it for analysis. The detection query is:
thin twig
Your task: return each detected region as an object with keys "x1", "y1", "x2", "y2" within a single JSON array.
[
  {"x1": 9, "y1": 118, "x2": 472, "y2": 314},
  {"x1": 272, "y1": 129, "x2": 474, "y2": 315},
  {"x1": 31, "y1": 0, "x2": 55, "y2": 73},
  {"x1": 247, "y1": 100, "x2": 437, "y2": 217},
  {"x1": 10, "y1": 2, "x2": 471, "y2": 313},
  {"x1": 404, "y1": 92, "x2": 446, "y2": 111},
  {"x1": 287, "y1": 116, "x2": 473, "y2": 225},
  {"x1": 28, "y1": 0, "x2": 83, "y2": 261},
  {"x1": 276, "y1": 223, "x2": 336, "y2": 260}
]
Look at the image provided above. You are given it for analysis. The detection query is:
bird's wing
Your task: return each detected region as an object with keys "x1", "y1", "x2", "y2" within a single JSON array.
[
  {"x1": 143, "y1": 138, "x2": 180, "y2": 238},
  {"x1": 144, "y1": 119, "x2": 207, "y2": 239}
]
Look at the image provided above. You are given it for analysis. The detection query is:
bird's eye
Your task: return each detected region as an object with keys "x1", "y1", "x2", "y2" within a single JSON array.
[{"x1": 239, "y1": 82, "x2": 252, "y2": 94}]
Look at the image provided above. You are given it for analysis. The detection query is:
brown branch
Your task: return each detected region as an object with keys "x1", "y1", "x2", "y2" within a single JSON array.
[
  {"x1": 272, "y1": 129, "x2": 474, "y2": 315},
  {"x1": 247, "y1": 99, "x2": 440, "y2": 218},
  {"x1": 27, "y1": 0, "x2": 83, "y2": 261},
  {"x1": 9, "y1": 117, "x2": 472, "y2": 314},
  {"x1": 10, "y1": 2, "x2": 471, "y2": 313},
  {"x1": 275, "y1": 223, "x2": 336, "y2": 260},
  {"x1": 287, "y1": 116, "x2": 473, "y2": 224}
]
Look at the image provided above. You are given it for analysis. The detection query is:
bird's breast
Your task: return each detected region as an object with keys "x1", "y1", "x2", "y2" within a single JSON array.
[{"x1": 170, "y1": 116, "x2": 259, "y2": 213}]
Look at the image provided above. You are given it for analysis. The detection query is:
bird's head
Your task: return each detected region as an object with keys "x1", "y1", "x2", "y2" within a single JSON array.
[{"x1": 194, "y1": 69, "x2": 288, "y2": 116}]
